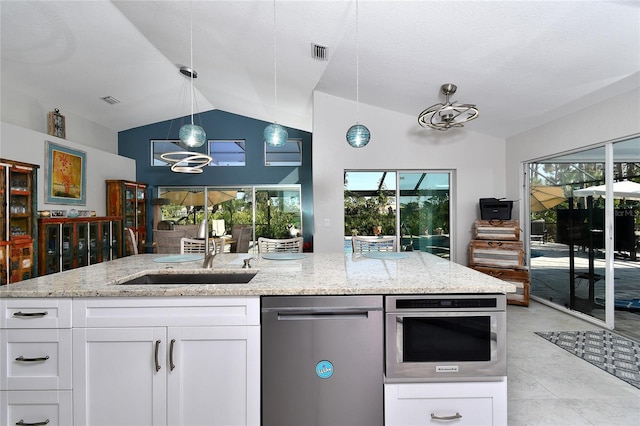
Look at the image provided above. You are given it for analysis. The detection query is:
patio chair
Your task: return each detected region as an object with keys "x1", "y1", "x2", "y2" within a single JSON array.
[
  {"x1": 180, "y1": 237, "x2": 224, "y2": 254},
  {"x1": 258, "y1": 237, "x2": 303, "y2": 253},
  {"x1": 230, "y1": 225, "x2": 252, "y2": 253},
  {"x1": 125, "y1": 227, "x2": 138, "y2": 255},
  {"x1": 351, "y1": 236, "x2": 396, "y2": 253}
]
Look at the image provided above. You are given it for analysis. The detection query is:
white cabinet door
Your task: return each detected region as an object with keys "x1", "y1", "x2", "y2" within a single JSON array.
[
  {"x1": 166, "y1": 326, "x2": 260, "y2": 426},
  {"x1": 73, "y1": 327, "x2": 167, "y2": 426}
]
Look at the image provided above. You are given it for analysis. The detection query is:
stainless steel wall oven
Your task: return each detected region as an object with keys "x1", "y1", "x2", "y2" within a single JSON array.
[{"x1": 385, "y1": 294, "x2": 506, "y2": 382}]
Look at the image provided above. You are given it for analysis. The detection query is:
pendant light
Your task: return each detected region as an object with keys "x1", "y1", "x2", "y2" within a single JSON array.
[
  {"x1": 346, "y1": 0, "x2": 370, "y2": 148},
  {"x1": 418, "y1": 84, "x2": 479, "y2": 131},
  {"x1": 160, "y1": 1, "x2": 212, "y2": 173},
  {"x1": 264, "y1": 0, "x2": 288, "y2": 148}
]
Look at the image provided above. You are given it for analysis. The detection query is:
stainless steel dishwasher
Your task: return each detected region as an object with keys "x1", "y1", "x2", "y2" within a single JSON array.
[{"x1": 261, "y1": 295, "x2": 384, "y2": 426}]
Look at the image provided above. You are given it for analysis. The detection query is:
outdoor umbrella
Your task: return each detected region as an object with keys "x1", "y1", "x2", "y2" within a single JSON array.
[
  {"x1": 159, "y1": 189, "x2": 237, "y2": 206},
  {"x1": 572, "y1": 180, "x2": 640, "y2": 201},
  {"x1": 530, "y1": 185, "x2": 566, "y2": 212}
]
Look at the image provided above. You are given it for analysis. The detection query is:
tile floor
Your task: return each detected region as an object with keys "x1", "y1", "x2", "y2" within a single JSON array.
[{"x1": 507, "y1": 301, "x2": 640, "y2": 425}]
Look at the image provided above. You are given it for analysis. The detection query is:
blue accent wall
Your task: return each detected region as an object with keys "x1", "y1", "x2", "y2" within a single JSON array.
[{"x1": 117, "y1": 109, "x2": 313, "y2": 248}]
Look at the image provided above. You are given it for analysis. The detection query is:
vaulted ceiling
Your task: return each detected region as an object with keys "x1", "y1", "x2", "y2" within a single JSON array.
[{"x1": 1, "y1": 1, "x2": 639, "y2": 139}]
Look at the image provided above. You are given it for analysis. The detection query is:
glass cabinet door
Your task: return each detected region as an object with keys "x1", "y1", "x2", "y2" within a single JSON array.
[
  {"x1": 8, "y1": 168, "x2": 31, "y2": 238},
  {"x1": 76, "y1": 222, "x2": 88, "y2": 268},
  {"x1": 111, "y1": 221, "x2": 122, "y2": 259},
  {"x1": 44, "y1": 223, "x2": 62, "y2": 275},
  {"x1": 62, "y1": 223, "x2": 74, "y2": 271},
  {"x1": 89, "y1": 221, "x2": 99, "y2": 264},
  {"x1": 101, "y1": 221, "x2": 111, "y2": 261},
  {"x1": 1, "y1": 164, "x2": 6, "y2": 242}
]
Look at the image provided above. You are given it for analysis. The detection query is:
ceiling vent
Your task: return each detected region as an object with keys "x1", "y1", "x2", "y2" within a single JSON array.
[
  {"x1": 311, "y1": 43, "x2": 328, "y2": 61},
  {"x1": 100, "y1": 96, "x2": 120, "y2": 105}
]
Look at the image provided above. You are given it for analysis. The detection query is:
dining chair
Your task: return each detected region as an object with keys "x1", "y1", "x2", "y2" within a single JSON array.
[
  {"x1": 230, "y1": 225, "x2": 252, "y2": 253},
  {"x1": 125, "y1": 227, "x2": 138, "y2": 255},
  {"x1": 180, "y1": 237, "x2": 224, "y2": 254},
  {"x1": 258, "y1": 237, "x2": 304, "y2": 253},
  {"x1": 351, "y1": 236, "x2": 396, "y2": 253},
  {"x1": 154, "y1": 229, "x2": 187, "y2": 254}
]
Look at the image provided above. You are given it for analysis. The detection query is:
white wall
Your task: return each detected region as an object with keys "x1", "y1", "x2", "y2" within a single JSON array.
[
  {"x1": 505, "y1": 87, "x2": 640, "y2": 223},
  {"x1": 0, "y1": 86, "x2": 118, "y2": 154},
  {"x1": 312, "y1": 91, "x2": 507, "y2": 263},
  {"x1": 0, "y1": 121, "x2": 135, "y2": 215}
]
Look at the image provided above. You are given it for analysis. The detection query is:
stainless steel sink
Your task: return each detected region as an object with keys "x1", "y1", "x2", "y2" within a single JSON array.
[{"x1": 119, "y1": 272, "x2": 257, "y2": 285}]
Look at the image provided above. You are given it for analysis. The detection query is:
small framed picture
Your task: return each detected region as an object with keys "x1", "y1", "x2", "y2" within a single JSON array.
[{"x1": 48, "y1": 109, "x2": 66, "y2": 139}]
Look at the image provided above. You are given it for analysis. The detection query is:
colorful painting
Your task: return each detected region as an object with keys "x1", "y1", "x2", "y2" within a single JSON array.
[{"x1": 45, "y1": 141, "x2": 86, "y2": 205}]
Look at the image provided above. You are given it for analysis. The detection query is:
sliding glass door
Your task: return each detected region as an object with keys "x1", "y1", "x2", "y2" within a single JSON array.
[{"x1": 527, "y1": 135, "x2": 640, "y2": 341}]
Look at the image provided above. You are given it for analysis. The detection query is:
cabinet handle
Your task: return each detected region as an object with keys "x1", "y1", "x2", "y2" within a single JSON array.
[
  {"x1": 487, "y1": 241, "x2": 503, "y2": 247},
  {"x1": 15, "y1": 355, "x2": 50, "y2": 362},
  {"x1": 15, "y1": 419, "x2": 50, "y2": 426},
  {"x1": 13, "y1": 311, "x2": 48, "y2": 318},
  {"x1": 169, "y1": 339, "x2": 176, "y2": 371},
  {"x1": 431, "y1": 412, "x2": 462, "y2": 421},
  {"x1": 154, "y1": 340, "x2": 161, "y2": 372}
]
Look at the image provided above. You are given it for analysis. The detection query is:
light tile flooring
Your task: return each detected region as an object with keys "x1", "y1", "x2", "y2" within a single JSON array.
[{"x1": 507, "y1": 301, "x2": 640, "y2": 425}]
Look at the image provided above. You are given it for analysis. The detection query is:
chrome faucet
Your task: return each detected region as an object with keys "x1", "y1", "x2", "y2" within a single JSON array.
[
  {"x1": 242, "y1": 257, "x2": 256, "y2": 269},
  {"x1": 202, "y1": 244, "x2": 217, "y2": 269}
]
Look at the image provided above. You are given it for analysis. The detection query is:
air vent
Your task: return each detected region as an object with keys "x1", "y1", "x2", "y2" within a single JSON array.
[
  {"x1": 100, "y1": 96, "x2": 120, "y2": 105},
  {"x1": 311, "y1": 43, "x2": 328, "y2": 61}
]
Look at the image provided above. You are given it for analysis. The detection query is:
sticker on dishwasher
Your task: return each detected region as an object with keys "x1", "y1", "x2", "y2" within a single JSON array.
[{"x1": 316, "y1": 360, "x2": 334, "y2": 379}]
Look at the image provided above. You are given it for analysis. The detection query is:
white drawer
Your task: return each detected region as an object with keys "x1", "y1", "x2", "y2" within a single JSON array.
[
  {"x1": 1, "y1": 390, "x2": 73, "y2": 426},
  {"x1": 385, "y1": 381, "x2": 507, "y2": 426},
  {"x1": 1, "y1": 329, "x2": 72, "y2": 391},
  {"x1": 73, "y1": 296, "x2": 260, "y2": 327},
  {"x1": 1, "y1": 299, "x2": 72, "y2": 329}
]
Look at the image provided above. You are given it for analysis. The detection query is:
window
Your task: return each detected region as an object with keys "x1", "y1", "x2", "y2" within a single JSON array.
[
  {"x1": 265, "y1": 139, "x2": 302, "y2": 166},
  {"x1": 208, "y1": 140, "x2": 246, "y2": 166},
  {"x1": 344, "y1": 170, "x2": 453, "y2": 259},
  {"x1": 150, "y1": 140, "x2": 182, "y2": 166}
]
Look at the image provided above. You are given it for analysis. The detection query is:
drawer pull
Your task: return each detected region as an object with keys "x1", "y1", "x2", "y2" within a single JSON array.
[
  {"x1": 169, "y1": 339, "x2": 176, "y2": 371},
  {"x1": 15, "y1": 355, "x2": 50, "y2": 362},
  {"x1": 431, "y1": 412, "x2": 462, "y2": 421},
  {"x1": 13, "y1": 311, "x2": 48, "y2": 318},
  {"x1": 487, "y1": 241, "x2": 503, "y2": 247},
  {"x1": 154, "y1": 340, "x2": 161, "y2": 372},
  {"x1": 16, "y1": 419, "x2": 50, "y2": 426}
]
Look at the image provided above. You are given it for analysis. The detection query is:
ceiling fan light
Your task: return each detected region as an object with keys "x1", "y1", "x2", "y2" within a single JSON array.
[
  {"x1": 264, "y1": 122, "x2": 288, "y2": 147},
  {"x1": 346, "y1": 123, "x2": 371, "y2": 148},
  {"x1": 179, "y1": 123, "x2": 207, "y2": 148},
  {"x1": 418, "y1": 83, "x2": 479, "y2": 131}
]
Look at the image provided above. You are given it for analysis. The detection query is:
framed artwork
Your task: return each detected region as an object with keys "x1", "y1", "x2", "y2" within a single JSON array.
[
  {"x1": 45, "y1": 141, "x2": 86, "y2": 205},
  {"x1": 48, "y1": 109, "x2": 66, "y2": 139}
]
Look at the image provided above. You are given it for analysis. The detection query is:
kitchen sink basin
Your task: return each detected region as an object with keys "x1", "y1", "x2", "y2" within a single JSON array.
[{"x1": 119, "y1": 272, "x2": 257, "y2": 285}]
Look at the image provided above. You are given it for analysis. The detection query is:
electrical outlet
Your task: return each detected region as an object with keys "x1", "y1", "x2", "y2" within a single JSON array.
[{"x1": 324, "y1": 218, "x2": 330, "y2": 227}]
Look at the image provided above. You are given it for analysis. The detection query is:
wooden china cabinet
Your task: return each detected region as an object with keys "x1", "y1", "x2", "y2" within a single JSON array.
[
  {"x1": 106, "y1": 180, "x2": 147, "y2": 255},
  {"x1": 0, "y1": 158, "x2": 39, "y2": 285}
]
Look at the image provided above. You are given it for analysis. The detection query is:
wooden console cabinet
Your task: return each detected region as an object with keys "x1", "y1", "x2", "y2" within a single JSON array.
[{"x1": 38, "y1": 216, "x2": 123, "y2": 276}]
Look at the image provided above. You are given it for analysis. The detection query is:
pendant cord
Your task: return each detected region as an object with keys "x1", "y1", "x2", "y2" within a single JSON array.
[
  {"x1": 189, "y1": 0, "x2": 194, "y2": 125},
  {"x1": 356, "y1": 0, "x2": 360, "y2": 124},
  {"x1": 273, "y1": 0, "x2": 278, "y2": 121}
]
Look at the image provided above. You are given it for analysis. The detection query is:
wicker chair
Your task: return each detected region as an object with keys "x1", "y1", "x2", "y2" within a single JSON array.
[
  {"x1": 351, "y1": 236, "x2": 396, "y2": 253},
  {"x1": 154, "y1": 229, "x2": 187, "y2": 254},
  {"x1": 258, "y1": 237, "x2": 303, "y2": 253}
]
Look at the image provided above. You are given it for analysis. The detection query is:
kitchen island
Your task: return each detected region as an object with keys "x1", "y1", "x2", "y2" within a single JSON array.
[
  {"x1": 1, "y1": 252, "x2": 514, "y2": 426},
  {"x1": 0, "y1": 251, "x2": 515, "y2": 297}
]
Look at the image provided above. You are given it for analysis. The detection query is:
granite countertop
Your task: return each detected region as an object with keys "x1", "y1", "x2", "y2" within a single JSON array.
[{"x1": 0, "y1": 252, "x2": 516, "y2": 298}]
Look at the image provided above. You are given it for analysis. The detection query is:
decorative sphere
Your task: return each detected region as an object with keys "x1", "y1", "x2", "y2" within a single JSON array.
[
  {"x1": 264, "y1": 123, "x2": 288, "y2": 147},
  {"x1": 346, "y1": 124, "x2": 371, "y2": 147},
  {"x1": 179, "y1": 124, "x2": 207, "y2": 148}
]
